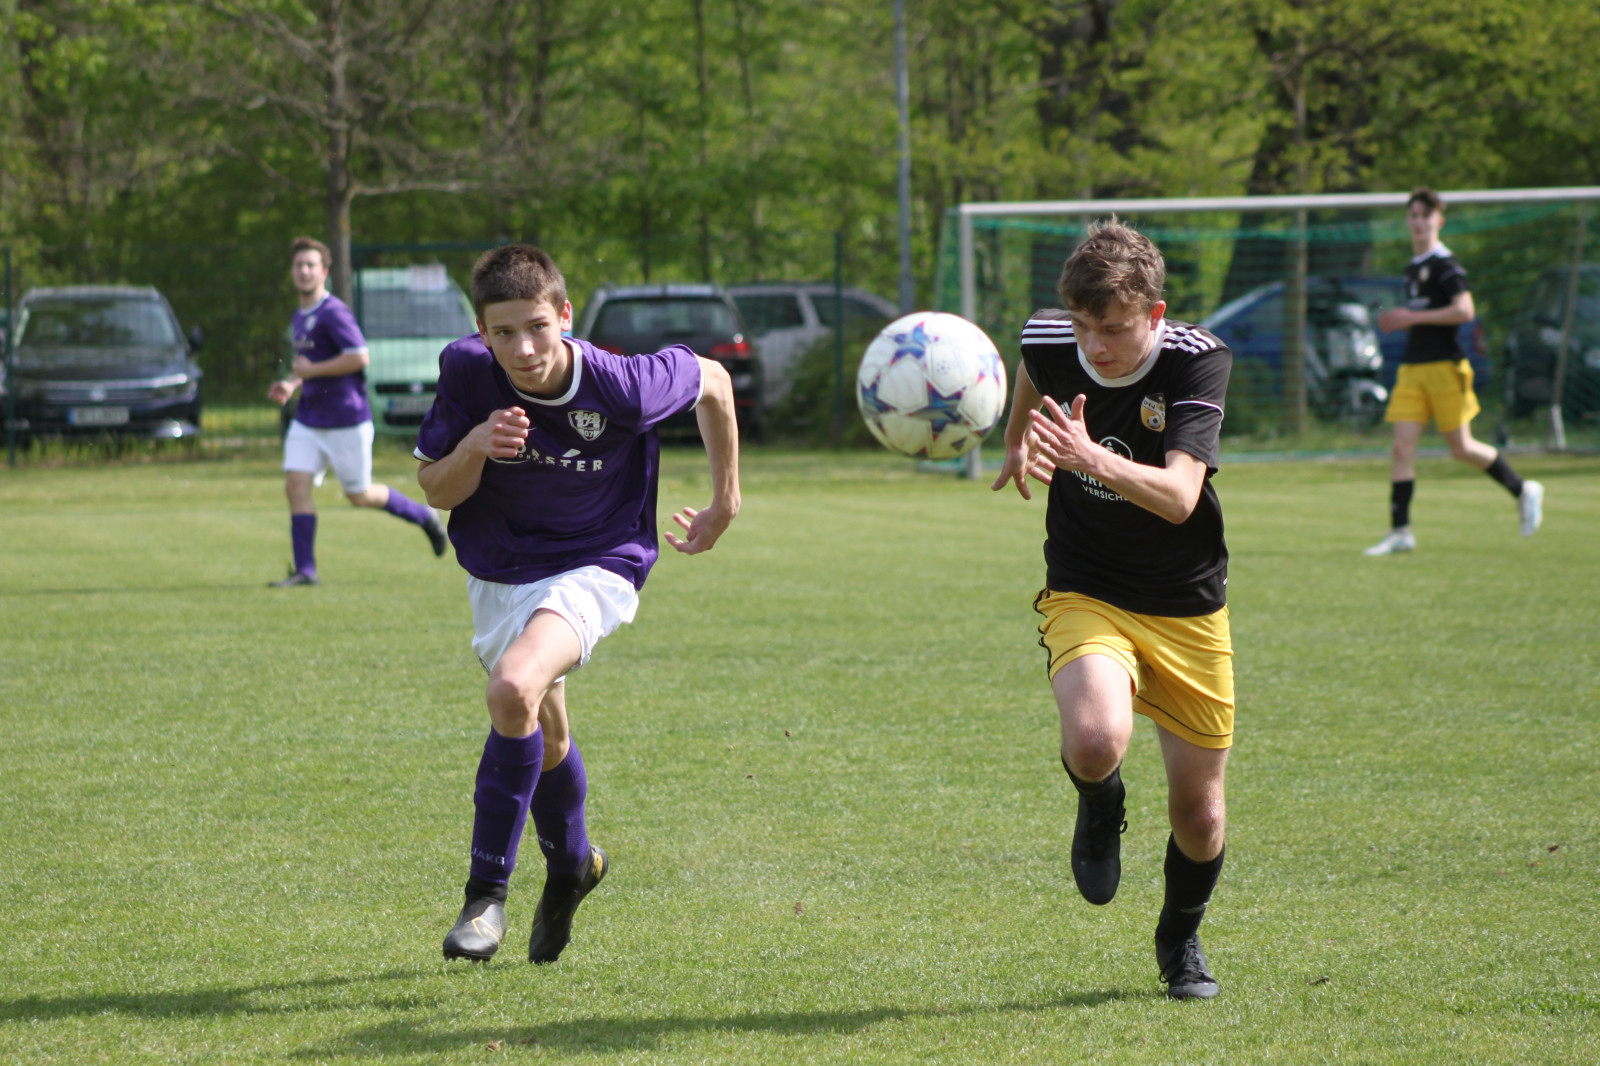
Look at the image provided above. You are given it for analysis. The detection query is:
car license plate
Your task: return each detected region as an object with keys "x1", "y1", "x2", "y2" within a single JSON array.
[
  {"x1": 68, "y1": 406, "x2": 130, "y2": 426},
  {"x1": 387, "y1": 395, "x2": 435, "y2": 416}
]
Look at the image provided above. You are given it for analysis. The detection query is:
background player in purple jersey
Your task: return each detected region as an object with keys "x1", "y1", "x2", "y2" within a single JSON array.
[
  {"x1": 416, "y1": 245, "x2": 739, "y2": 964},
  {"x1": 993, "y1": 221, "x2": 1234, "y2": 1000},
  {"x1": 265, "y1": 236, "x2": 448, "y2": 586},
  {"x1": 1364, "y1": 188, "x2": 1543, "y2": 555}
]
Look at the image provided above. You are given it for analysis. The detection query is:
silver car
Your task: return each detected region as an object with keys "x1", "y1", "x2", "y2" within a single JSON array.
[{"x1": 728, "y1": 283, "x2": 897, "y2": 410}]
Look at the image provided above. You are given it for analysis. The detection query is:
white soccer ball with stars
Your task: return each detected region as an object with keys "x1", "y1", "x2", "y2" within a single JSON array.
[{"x1": 856, "y1": 311, "x2": 1008, "y2": 460}]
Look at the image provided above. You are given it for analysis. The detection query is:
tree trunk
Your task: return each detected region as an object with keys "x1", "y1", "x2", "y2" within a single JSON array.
[
  {"x1": 693, "y1": 0, "x2": 711, "y2": 282},
  {"x1": 323, "y1": 1, "x2": 354, "y2": 302}
]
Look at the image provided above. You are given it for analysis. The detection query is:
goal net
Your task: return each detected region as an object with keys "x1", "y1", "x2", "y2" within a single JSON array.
[{"x1": 936, "y1": 189, "x2": 1600, "y2": 450}]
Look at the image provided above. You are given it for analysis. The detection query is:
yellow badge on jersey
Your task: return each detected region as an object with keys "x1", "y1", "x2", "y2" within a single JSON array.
[{"x1": 1140, "y1": 393, "x2": 1166, "y2": 431}]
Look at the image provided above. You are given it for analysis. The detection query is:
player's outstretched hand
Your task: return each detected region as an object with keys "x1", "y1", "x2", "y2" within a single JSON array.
[
  {"x1": 1029, "y1": 394, "x2": 1100, "y2": 474},
  {"x1": 665, "y1": 502, "x2": 734, "y2": 555},
  {"x1": 469, "y1": 406, "x2": 531, "y2": 460},
  {"x1": 267, "y1": 378, "x2": 298, "y2": 405},
  {"x1": 990, "y1": 428, "x2": 1054, "y2": 499}
]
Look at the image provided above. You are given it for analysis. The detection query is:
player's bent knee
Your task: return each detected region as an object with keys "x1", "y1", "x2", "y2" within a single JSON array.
[
  {"x1": 484, "y1": 674, "x2": 547, "y2": 729},
  {"x1": 1170, "y1": 801, "x2": 1225, "y2": 850},
  {"x1": 1062, "y1": 735, "x2": 1124, "y2": 781}
]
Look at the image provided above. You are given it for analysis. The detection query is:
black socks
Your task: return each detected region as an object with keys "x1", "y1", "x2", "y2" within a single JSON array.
[
  {"x1": 1484, "y1": 452, "x2": 1524, "y2": 498},
  {"x1": 1390, "y1": 479, "x2": 1415, "y2": 529},
  {"x1": 1063, "y1": 758, "x2": 1124, "y2": 805},
  {"x1": 1156, "y1": 834, "x2": 1224, "y2": 945}
]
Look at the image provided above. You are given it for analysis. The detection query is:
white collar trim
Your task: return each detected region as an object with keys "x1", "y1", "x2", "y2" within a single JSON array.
[
  {"x1": 1412, "y1": 243, "x2": 1451, "y2": 264},
  {"x1": 512, "y1": 339, "x2": 582, "y2": 405},
  {"x1": 1076, "y1": 319, "x2": 1166, "y2": 388}
]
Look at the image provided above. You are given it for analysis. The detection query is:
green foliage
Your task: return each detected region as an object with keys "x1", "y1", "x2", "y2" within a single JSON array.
[
  {"x1": 2, "y1": 0, "x2": 1598, "y2": 405},
  {"x1": 1, "y1": 450, "x2": 1598, "y2": 1063}
]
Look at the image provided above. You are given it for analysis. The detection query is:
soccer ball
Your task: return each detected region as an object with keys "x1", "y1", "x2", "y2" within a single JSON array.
[{"x1": 856, "y1": 311, "x2": 1008, "y2": 460}]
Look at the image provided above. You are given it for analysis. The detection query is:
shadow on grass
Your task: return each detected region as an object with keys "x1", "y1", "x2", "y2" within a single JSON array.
[
  {"x1": 289, "y1": 991, "x2": 1141, "y2": 1059},
  {"x1": 0, "y1": 968, "x2": 431, "y2": 1023}
]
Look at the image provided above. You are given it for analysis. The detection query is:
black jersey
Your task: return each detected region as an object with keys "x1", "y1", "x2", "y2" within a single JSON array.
[
  {"x1": 1402, "y1": 248, "x2": 1469, "y2": 365},
  {"x1": 1019, "y1": 310, "x2": 1231, "y2": 617}
]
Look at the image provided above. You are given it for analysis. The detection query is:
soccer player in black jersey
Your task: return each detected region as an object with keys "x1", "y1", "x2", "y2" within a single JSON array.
[
  {"x1": 1365, "y1": 187, "x2": 1543, "y2": 555},
  {"x1": 993, "y1": 220, "x2": 1233, "y2": 1000}
]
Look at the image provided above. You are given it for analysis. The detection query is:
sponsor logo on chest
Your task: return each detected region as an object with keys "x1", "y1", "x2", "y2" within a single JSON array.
[
  {"x1": 1072, "y1": 436, "x2": 1133, "y2": 503},
  {"x1": 489, "y1": 437, "x2": 605, "y2": 473}
]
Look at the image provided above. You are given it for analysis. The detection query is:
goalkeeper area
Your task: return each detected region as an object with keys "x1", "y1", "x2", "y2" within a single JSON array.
[{"x1": 937, "y1": 188, "x2": 1600, "y2": 449}]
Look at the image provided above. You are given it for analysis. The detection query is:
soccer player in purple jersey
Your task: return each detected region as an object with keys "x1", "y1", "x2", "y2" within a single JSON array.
[
  {"x1": 416, "y1": 245, "x2": 739, "y2": 964},
  {"x1": 265, "y1": 236, "x2": 448, "y2": 587}
]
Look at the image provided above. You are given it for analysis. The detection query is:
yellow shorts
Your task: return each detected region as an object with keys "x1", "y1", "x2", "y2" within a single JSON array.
[
  {"x1": 1385, "y1": 359, "x2": 1480, "y2": 432},
  {"x1": 1034, "y1": 590, "x2": 1234, "y2": 750}
]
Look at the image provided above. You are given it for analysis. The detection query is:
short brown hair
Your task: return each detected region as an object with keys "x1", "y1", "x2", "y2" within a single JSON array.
[
  {"x1": 290, "y1": 235, "x2": 331, "y2": 270},
  {"x1": 1056, "y1": 219, "x2": 1165, "y2": 316},
  {"x1": 1407, "y1": 186, "x2": 1444, "y2": 215},
  {"x1": 470, "y1": 244, "x2": 568, "y2": 317}
]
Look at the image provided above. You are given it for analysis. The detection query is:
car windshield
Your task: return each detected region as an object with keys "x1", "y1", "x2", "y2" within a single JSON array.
[
  {"x1": 359, "y1": 288, "x2": 475, "y2": 339},
  {"x1": 814, "y1": 294, "x2": 890, "y2": 328},
  {"x1": 591, "y1": 298, "x2": 737, "y2": 340},
  {"x1": 734, "y1": 294, "x2": 804, "y2": 333},
  {"x1": 19, "y1": 298, "x2": 179, "y2": 348}
]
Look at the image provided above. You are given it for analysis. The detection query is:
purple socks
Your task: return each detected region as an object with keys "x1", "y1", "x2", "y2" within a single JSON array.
[
  {"x1": 383, "y1": 488, "x2": 433, "y2": 525},
  {"x1": 290, "y1": 513, "x2": 317, "y2": 577},
  {"x1": 468, "y1": 728, "x2": 545, "y2": 886},
  {"x1": 531, "y1": 741, "x2": 592, "y2": 876}
]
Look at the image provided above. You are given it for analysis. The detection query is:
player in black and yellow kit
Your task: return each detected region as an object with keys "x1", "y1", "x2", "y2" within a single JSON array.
[
  {"x1": 993, "y1": 220, "x2": 1232, "y2": 1000},
  {"x1": 1365, "y1": 187, "x2": 1543, "y2": 555}
]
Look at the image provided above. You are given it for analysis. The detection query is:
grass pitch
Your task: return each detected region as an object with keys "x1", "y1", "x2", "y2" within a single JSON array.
[{"x1": 0, "y1": 446, "x2": 1596, "y2": 1064}]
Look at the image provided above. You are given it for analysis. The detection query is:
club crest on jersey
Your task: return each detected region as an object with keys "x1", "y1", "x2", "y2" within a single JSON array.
[
  {"x1": 302, "y1": 314, "x2": 317, "y2": 332},
  {"x1": 1140, "y1": 393, "x2": 1166, "y2": 432},
  {"x1": 1418, "y1": 265, "x2": 1430, "y2": 283},
  {"x1": 569, "y1": 410, "x2": 607, "y2": 441}
]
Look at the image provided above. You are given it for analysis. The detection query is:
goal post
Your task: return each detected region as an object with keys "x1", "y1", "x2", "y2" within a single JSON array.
[{"x1": 940, "y1": 187, "x2": 1600, "y2": 453}]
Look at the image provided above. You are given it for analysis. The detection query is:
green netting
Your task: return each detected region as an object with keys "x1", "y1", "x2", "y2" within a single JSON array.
[{"x1": 937, "y1": 200, "x2": 1600, "y2": 446}]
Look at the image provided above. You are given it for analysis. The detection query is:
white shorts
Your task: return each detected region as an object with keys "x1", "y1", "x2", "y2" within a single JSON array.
[
  {"x1": 467, "y1": 566, "x2": 640, "y2": 675},
  {"x1": 283, "y1": 420, "x2": 374, "y2": 493}
]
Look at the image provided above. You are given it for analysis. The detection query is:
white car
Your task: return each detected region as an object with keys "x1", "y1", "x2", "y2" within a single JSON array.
[{"x1": 727, "y1": 283, "x2": 898, "y2": 409}]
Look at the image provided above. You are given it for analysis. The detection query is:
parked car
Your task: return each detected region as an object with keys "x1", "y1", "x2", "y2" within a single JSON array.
[
  {"x1": 351, "y1": 264, "x2": 477, "y2": 436},
  {"x1": 4, "y1": 285, "x2": 203, "y2": 440},
  {"x1": 1202, "y1": 278, "x2": 1390, "y2": 424},
  {"x1": 1502, "y1": 264, "x2": 1600, "y2": 420},
  {"x1": 1206, "y1": 278, "x2": 1488, "y2": 384},
  {"x1": 574, "y1": 283, "x2": 763, "y2": 440},
  {"x1": 727, "y1": 283, "x2": 898, "y2": 410}
]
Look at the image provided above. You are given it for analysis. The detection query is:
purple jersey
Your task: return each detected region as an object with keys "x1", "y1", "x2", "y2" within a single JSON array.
[
  {"x1": 292, "y1": 294, "x2": 371, "y2": 428},
  {"x1": 414, "y1": 335, "x2": 704, "y2": 588}
]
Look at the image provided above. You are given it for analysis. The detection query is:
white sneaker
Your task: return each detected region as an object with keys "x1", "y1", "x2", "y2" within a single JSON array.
[
  {"x1": 1363, "y1": 528, "x2": 1416, "y2": 556},
  {"x1": 1518, "y1": 481, "x2": 1544, "y2": 537}
]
